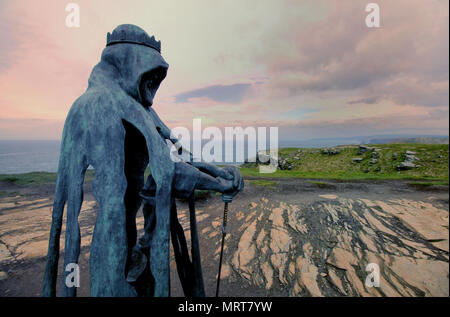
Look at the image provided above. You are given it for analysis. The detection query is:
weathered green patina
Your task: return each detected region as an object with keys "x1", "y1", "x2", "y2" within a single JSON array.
[{"x1": 42, "y1": 24, "x2": 242, "y2": 297}]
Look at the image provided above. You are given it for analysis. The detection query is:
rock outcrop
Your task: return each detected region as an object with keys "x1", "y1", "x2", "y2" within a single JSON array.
[{"x1": 228, "y1": 197, "x2": 448, "y2": 297}]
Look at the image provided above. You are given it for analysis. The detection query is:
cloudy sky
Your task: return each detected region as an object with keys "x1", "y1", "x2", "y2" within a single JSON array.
[{"x1": 0, "y1": 0, "x2": 448, "y2": 140}]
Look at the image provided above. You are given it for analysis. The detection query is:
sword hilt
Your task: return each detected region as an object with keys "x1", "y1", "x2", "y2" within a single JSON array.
[
  {"x1": 222, "y1": 202, "x2": 229, "y2": 234},
  {"x1": 221, "y1": 193, "x2": 232, "y2": 233},
  {"x1": 222, "y1": 193, "x2": 233, "y2": 203}
]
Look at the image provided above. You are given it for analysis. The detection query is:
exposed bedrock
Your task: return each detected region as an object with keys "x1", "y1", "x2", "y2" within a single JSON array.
[{"x1": 229, "y1": 197, "x2": 448, "y2": 297}]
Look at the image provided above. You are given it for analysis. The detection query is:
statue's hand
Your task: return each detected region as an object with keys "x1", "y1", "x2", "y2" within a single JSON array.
[
  {"x1": 215, "y1": 177, "x2": 235, "y2": 193},
  {"x1": 220, "y1": 166, "x2": 244, "y2": 192}
]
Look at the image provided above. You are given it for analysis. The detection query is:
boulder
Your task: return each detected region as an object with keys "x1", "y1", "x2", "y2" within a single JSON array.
[
  {"x1": 370, "y1": 158, "x2": 378, "y2": 165},
  {"x1": 397, "y1": 162, "x2": 416, "y2": 170},
  {"x1": 278, "y1": 158, "x2": 289, "y2": 170},
  {"x1": 330, "y1": 149, "x2": 340, "y2": 155},
  {"x1": 405, "y1": 154, "x2": 419, "y2": 162},
  {"x1": 257, "y1": 152, "x2": 279, "y2": 166},
  {"x1": 358, "y1": 145, "x2": 374, "y2": 155},
  {"x1": 257, "y1": 152, "x2": 271, "y2": 163},
  {"x1": 353, "y1": 158, "x2": 363, "y2": 163},
  {"x1": 322, "y1": 148, "x2": 340, "y2": 155}
]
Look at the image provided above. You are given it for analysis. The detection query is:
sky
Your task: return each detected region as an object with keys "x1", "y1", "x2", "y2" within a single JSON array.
[{"x1": 0, "y1": 0, "x2": 448, "y2": 140}]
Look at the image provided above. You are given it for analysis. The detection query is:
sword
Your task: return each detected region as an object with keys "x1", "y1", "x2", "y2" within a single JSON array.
[{"x1": 216, "y1": 193, "x2": 232, "y2": 297}]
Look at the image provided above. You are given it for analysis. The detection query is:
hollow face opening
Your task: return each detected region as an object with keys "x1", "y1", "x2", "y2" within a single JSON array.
[{"x1": 139, "y1": 66, "x2": 167, "y2": 108}]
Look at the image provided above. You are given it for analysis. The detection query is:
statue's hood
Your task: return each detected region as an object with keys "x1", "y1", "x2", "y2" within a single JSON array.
[{"x1": 88, "y1": 32, "x2": 169, "y2": 104}]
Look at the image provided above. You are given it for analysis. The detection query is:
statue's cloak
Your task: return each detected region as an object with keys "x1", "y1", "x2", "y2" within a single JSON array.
[{"x1": 42, "y1": 29, "x2": 177, "y2": 297}]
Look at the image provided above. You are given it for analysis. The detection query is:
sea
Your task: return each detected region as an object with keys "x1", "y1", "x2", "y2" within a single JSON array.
[
  {"x1": 0, "y1": 139, "x2": 269, "y2": 174},
  {"x1": 0, "y1": 139, "x2": 327, "y2": 174},
  {"x1": 0, "y1": 140, "x2": 61, "y2": 174},
  {"x1": 3, "y1": 136, "x2": 437, "y2": 174}
]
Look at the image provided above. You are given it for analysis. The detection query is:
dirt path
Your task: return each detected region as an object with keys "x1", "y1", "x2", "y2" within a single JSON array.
[{"x1": 0, "y1": 179, "x2": 448, "y2": 297}]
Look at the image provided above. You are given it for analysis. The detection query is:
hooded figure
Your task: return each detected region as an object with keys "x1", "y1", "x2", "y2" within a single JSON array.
[
  {"x1": 42, "y1": 24, "x2": 243, "y2": 297},
  {"x1": 42, "y1": 24, "x2": 178, "y2": 297}
]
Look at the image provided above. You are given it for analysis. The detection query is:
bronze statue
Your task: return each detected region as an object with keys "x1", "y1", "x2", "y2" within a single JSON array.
[{"x1": 42, "y1": 24, "x2": 243, "y2": 297}]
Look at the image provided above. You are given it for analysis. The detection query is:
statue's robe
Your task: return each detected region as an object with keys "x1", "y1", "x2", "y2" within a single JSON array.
[
  {"x1": 42, "y1": 31, "x2": 178, "y2": 297},
  {"x1": 137, "y1": 161, "x2": 205, "y2": 297}
]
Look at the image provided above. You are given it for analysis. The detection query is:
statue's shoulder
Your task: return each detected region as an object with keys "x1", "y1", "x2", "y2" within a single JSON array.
[{"x1": 70, "y1": 85, "x2": 126, "y2": 113}]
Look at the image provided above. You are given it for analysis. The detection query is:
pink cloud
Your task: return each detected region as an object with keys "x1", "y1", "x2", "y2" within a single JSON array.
[{"x1": 0, "y1": 0, "x2": 448, "y2": 140}]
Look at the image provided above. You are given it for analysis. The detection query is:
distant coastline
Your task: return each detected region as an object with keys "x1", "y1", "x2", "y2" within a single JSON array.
[
  {"x1": 0, "y1": 140, "x2": 61, "y2": 174},
  {"x1": 0, "y1": 135, "x2": 448, "y2": 174}
]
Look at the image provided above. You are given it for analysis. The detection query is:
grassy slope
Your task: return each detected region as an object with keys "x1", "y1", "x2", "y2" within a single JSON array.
[
  {"x1": 0, "y1": 143, "x2": 448, "y2": 185},
  {"x1": 240, "y1": 143, "x2": 449, "y2": 181},
  {"x1": 0, "y1": 170, "x2": 95, "y2": 185}
]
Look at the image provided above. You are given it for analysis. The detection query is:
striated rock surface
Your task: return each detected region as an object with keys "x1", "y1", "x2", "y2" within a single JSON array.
[
  {"x1": 0, "y1": 179, "x2": 448, "y2": 297},
  {"x1": 228, "y1": 197, "x2": 448, "y2": 297}
]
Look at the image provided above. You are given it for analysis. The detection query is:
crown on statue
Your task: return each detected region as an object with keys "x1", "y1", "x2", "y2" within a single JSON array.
[{"x1": 106, "y1": 24, "x2": 161, "y2": 53}]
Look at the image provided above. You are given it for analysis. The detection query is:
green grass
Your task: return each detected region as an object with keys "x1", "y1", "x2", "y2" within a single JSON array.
[
  {"x1": 1, "y1": 143, "x2": 448, "y2": 185},
  {"x1": 0, "y1": 170, "x2": 95, "y2": 185},
  {"x1": 242, "y1": 143, "x2": 449, "y2": 181},
  {"x1": 249, "y1": 180, "x2": 277, "y2": 187}
]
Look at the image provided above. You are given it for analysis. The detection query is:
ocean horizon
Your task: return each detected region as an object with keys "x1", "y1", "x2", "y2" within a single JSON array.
[
  {"x1": 1, "y1": 135, "x2": 447, "y2": 174},
  {"x1": 0, "y1": 139, "x2": 318, "y2": 174}
]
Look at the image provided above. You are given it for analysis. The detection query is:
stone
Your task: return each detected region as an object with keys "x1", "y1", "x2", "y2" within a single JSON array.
[
  {"x1": 397, "y1": 162, "x2": 416, "y2": 170},
  {"x1": 353, "y1": 158, "x2": 363, "y2": 163},
  {"x1": 229, "y1": 198, "x2": 449, "y2": 297},
  {"x1": 232, "y1": 219, "x2": 257, "y2": 272},
  {"x1": 257, "y1": 153, "x2": 271, "y2": 164},
  {"x1": 358, "y1": 145, "x2": 374, "y2": 155},
  {"x1": 322, "y1": 148, "x2": 340, "y2": 155},
  {"x1": 278, "y1": 158, "x2": 291, "y2": 170},
  {"x1": 319, "y1": 194, "x2": 338, "y2": 199},
  {"x1": 261, "y1": 262, "x2": 274, "y2": 289},
  {"x1": 405, "y1": 154, "x2": 419, "y2": 162}
]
